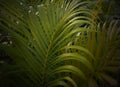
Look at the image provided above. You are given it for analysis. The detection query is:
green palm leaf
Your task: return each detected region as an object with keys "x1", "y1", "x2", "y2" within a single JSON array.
[
  {"x1": 0, "y1": 0, "x2": 119, "y2": 87},
  {"x1": 0, "y1": 0, "x2": 96, "y2": 87},
  {"x1": 74, "y1": 20, "x2": 120, "y2": 87}
]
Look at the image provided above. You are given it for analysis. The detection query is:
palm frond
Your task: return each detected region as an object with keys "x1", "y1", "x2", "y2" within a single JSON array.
[
  {"x1": 0, "y1": 0, "x2": 96, "y2": 87},
  {"x1": 73, "y1": 20, "x2": 120, "y2": 87}
]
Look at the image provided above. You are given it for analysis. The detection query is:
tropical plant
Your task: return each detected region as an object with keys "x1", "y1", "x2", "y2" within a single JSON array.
[
  {"x1": 0, "y1": 0, "x2": 120, "y2": 87},
  {"x1": 72, "y1": 19, "x2": 120, "y2": 87}
]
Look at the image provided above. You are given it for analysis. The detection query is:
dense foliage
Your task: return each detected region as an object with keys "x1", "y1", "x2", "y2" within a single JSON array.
[{"x1": 0, "y1": 0, "x2": 120, "y2": 87}]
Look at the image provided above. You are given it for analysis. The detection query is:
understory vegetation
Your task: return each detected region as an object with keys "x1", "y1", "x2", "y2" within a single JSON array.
[{"x1": 0, "y1": 0, "x2": 120, "y2": 87}]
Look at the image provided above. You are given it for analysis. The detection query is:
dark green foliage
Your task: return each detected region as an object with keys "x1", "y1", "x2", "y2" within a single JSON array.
[{"x1": 0, "y1": 0, "x2": 120, "y2": 87}]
